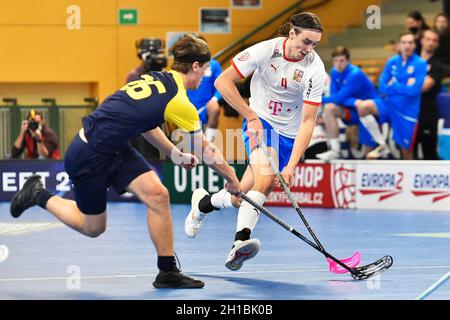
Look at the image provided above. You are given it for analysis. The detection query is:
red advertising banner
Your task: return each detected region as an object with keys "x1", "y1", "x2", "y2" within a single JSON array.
[{"x1": 265, "y1": 162, "x2": 356, "y2": 208}]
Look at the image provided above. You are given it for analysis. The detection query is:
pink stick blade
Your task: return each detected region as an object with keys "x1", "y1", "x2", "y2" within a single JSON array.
[{"x1": 326, "y1": 252, "x2": 361, "y2": 274}]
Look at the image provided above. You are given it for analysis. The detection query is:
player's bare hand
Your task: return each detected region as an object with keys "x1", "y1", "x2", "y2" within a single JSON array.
[
  {"x1": 177, "y1": 153, "x2": 199, "y2": 170},
  {"x1": 231, "y1": 195, "x2": 243, "y2": 208},
  {"x1": 225, "y1": 179, "x2": 241, "y2": 196},
  {"x1": 279, "y1": 166, "x2": 294, "y2": 188}
]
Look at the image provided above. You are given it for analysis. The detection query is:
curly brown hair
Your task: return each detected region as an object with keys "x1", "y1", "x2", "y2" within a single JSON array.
[{"x1": 278, "y1": 12, "x2": 323, "y2": 37}]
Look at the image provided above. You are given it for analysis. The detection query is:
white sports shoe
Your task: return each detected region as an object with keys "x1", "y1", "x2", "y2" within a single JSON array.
[
  {"x1": 185, "y1": 188, "x2": 209, "y2": 238},
  {"x1": 225, "y1": 239, "x2": 261, "y2": 271},
  {"x1": 316, "y1": 149, "x2": 341, "y2": 161},
  {"x1": 366, "y1": 144, "x2": 390, "y2": 159}
]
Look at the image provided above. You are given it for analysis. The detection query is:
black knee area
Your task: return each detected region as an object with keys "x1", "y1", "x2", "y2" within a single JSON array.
[
  {"x1": 198, "y1": 195, "x2": 219, "y2": 213},
  {"x1": 235, "y1": 228, "x2": 251, "y2": 241}
]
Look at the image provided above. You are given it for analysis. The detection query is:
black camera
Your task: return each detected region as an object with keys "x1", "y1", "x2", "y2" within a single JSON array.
[
  {"x1": 136, "y1": 38, "x2": 167, "y2": 72},
  {"x1": 28, "y1": 119, "x2": 39, "y2": 132}
]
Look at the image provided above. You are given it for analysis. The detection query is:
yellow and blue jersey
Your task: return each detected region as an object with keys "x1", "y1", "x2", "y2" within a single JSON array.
[{"x1": 82, "y1": 70, "x2": 201, "y2": 154}]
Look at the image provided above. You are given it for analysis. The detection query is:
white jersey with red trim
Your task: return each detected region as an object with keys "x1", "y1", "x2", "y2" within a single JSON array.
[{"x1": 231, "y1": 37, "x2": 326, "y2": 139}]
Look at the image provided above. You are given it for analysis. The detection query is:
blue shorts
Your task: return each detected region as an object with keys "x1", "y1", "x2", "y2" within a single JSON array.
[
  {"x1": 242, "y1": 117, "x2": 295, "y2": 171},
  {"x1": 373, "y1": 98, "x2": 418, "y2": 150},
  {"x1": 372, "y1": 98, "x2": 390, "y2": 124},
  {"x1": 64, "y1": 134, "x2": 151, "y2": 214},
  {"x1": 342, "y1": 107, "x2": 377, "y2": 147}
]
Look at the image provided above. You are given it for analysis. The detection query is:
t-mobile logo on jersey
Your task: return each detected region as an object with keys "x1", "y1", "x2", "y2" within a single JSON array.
[{"x1": 269, "y1": 101, "x2": 282, "y2": 115}]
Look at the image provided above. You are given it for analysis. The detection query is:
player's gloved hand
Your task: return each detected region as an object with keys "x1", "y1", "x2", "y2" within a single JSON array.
[{"x1": 172, "y1": 152, "x2": 199, "y2": 170}]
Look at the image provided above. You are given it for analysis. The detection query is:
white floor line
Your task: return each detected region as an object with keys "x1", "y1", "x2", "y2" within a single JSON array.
[
  {"x1": 416, "y1": 271, "x2": 450, "y2": 300},
  {"x1": 1, "y1": 265, "x2": 450, "y2": 282}
]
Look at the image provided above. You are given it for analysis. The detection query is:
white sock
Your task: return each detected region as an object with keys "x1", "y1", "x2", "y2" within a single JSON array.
[
  {"x1": 205, "y1": 127, "x2": 219, "y2": 142},
  {"x1": 236, "y1": 190, "x2": 266, "y2": 233},
  {"x1": 329, "y1": 138, "x2": 340, "y2": 152},
  {"x1": 211, "y1": 189, "x2": 233, "y2": 209},
  {"x1": 360, "y1": 115, "x2": 385, "y2": 146}
]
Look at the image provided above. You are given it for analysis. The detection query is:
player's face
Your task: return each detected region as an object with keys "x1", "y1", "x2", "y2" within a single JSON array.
[
  {"x1": 332, "y1": 55, "x2": 349, "y2": 72},
  {"x1": 288, "y1": 29, "x2": 321, "y2": 60},
  {"x1": 189, "y1": 61, "x2": 210, "y2": 89},
  {"x1": 421, "y1": 31, "x2": 439, "y2": 53},
  {"x1": 399, "y1": 34, "x2": 415, "y2": 57}
]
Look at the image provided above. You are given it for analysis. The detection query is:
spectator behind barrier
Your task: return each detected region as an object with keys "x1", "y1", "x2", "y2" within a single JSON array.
[
  {"x1": 11, "y1": 110, "x2": 60, "y2": 160},
  {"x1": 405, "y1": 11, "x2": 430, "y2": 53},
  {"x1": 433, "y1": 12, "x2": 450, "y2": 65},
  {"x1": 414, "y1": 29, "x2": 446, "y2": 160}
]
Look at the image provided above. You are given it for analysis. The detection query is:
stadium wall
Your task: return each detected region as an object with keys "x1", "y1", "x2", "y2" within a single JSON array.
[{"x1": 0, "y1": 0, "x2": 379, "y2": 102}]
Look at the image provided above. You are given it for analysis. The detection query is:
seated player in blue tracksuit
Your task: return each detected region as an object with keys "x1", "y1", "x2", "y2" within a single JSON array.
[
  {"x1": 316, "y1": 46, "x2": 379, "y2": 161},
  {"x1": 355, "y1": 32, "x2": 427, "y2": 159},
  {"x1": 187, "y1": 34, "x2": 222, "y2": 142}
]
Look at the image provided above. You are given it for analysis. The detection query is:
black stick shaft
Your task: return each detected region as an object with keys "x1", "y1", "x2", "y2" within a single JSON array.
[
  {"x1": 258, "y1": 141, "x2": 326, "y2": 251},
  {"x1": 240, "y1": 193, "x2": 358, "y2": 276}
]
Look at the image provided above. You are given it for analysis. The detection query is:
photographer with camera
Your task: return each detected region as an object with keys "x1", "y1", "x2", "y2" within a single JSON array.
[
  {"x1": 126, "y1": 38, "x2": 167, "y2": 82},
  {"x1": 11, "y1": 110, "x2": 60, "y2": 160}
]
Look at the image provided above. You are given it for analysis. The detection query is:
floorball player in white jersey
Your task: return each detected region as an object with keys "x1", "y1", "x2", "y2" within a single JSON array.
[{"x1": 185, "y1": 12, "x2": 326, "y2": 270}]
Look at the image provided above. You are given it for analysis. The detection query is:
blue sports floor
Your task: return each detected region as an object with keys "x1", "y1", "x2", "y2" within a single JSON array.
[{"x1": 0, "y1": 201, "x2": 450, "y2": 300}]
